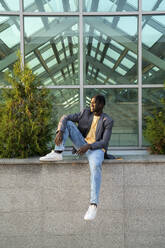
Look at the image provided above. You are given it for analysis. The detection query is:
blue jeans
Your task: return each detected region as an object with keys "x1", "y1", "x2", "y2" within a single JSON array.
[{"x1": 55, "y1": 121, "x2": 104, "y2": 205}]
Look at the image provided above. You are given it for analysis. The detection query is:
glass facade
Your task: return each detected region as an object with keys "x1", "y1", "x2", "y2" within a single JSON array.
[
  {"x1": 85, "y1": 88, "x2": 138, "y2": 146},
  {"x1": 142, "y1": 0, "x2": 165, "y2": 11},
  {"x1": 24, "y1": 0, "x2": 79, "y2": 12},
  {"x1": 84, "y1": 0, "x2": 138, "y2": 12},
  {"x1": 142, "y1": 88, "x2": 165, "y2": 145},
  {"x1": 84, "y1": 16, "x2": 138, "y2": 85},
  {"x1": 0, "y1": 16, "x2": 20, "y2": 86},
  {"x1": 142, "y1": 15, "x2": 165, "y2": 85},
  {"x1": 0, "y1": 1, "x2": 20, "y2": 11},
  {"x1": 24, "y1": 16, "x2": 79, "y2": 86},
  {"x1": 0, "y1": 0, "x2": 164, "y2": 149}
]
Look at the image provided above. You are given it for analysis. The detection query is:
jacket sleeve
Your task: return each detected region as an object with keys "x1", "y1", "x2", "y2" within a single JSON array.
[
  {"x1": 90, "y1": 119, "x2": 114, "y2": 150},
  {"x1": 56, "y1": 109, "x2": 85, "y2": 133}
]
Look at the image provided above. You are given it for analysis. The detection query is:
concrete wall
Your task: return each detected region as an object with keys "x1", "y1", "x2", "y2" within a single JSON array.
[{"x1": 0, "y1": 157, "x2": 165, "y2": 248}]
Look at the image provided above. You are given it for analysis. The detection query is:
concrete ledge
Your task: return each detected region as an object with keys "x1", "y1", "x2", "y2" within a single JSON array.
[
  {"x1": 0, "y1": 153, "x2": 165, "y2": 248},
  {"x1": 0, "y1": 154, "x2": 165, "y2": 165}
]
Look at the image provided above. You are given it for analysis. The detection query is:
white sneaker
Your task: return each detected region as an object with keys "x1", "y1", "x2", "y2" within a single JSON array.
[
  {"x1": 84, "y1": 205, "x2": 97, "y2": 221},
  {"x1": 39, "y1": 150, "x2": 63, "y2": 161}
]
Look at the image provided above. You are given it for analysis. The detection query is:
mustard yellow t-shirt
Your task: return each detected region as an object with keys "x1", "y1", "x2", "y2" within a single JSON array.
[{"x1": 85, "y1": 115, "x2": 100, "y2": 144}]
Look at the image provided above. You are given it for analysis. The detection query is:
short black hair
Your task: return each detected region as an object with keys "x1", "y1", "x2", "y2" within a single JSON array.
[{"x1": 92, "y1": 95, "x2": 106, "y2": 106}]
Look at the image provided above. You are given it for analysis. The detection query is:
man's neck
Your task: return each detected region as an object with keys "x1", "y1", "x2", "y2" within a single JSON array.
[{"x1": 94, "y1": 111, "x2": 102, "y2": 116}]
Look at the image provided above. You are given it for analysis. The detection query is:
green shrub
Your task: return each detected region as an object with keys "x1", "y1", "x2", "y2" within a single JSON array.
[
  {"x1": 0, "y1": 53, "x2": 56, "y2": 158},
  {"x1": 144, "y1": 98, "x2": 165, "y2": 154}
]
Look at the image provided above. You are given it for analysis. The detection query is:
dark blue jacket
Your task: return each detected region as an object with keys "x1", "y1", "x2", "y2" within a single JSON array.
[{"x1": 57, "y1": 108, "x2": 114, "y2": 152}]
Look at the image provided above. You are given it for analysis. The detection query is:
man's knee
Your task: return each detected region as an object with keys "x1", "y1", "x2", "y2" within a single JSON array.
[{"x1": 66, "y1": 121, "x2": 75, "y2": 128}]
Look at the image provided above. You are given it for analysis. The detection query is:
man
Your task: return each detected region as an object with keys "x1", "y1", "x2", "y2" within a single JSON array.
[{"x1": 40, "y1": 95, "x2": 114, "y2": 220}]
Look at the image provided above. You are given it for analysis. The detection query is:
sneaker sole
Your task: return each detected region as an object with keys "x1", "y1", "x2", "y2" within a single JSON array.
[
  {"x1": 39, "y1": 158, "x2": 63, "y2": 162},
  {"x1": 84, "y1": 217, "x2": 96, "y2": 221}
]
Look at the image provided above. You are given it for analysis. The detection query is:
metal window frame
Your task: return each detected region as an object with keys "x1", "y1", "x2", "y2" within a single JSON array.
[{"x1": 1, "y1": 0, "x2": 165, "y2": 149}]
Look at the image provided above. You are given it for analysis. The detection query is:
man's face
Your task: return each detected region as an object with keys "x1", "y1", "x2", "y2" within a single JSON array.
[{"x1": 90, "y1": 97, "x2": 102, "y2": 113}]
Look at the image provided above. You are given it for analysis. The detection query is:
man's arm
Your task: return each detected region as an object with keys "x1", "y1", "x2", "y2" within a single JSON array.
[
  {"x1": 57, "y1": 110, "x2": 85, "y2": 133},
  {"x1": 55, "y1": 110, "x2": 85, "y2": 145},
  {"x1": 77, "y1": 118, "x2": 113, "y2": 155},
  {"x1": 76, "y1": 144, "x2": 91, "y2": 155}
]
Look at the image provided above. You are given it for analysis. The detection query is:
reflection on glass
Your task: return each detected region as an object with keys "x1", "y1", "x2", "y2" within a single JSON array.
[
  {"x1": 0, "y1": 0, "x2": 19, "y2": 11},
  {"x1": 84, "y1": 88, "x2": 138, "y2": 146},
  {"x1": 84, "y1": 0, "x2": 138, "y2": 12},
  {"x1": 49, "y1": 88, "x2": 80, "y2": 146},
  {"x1": 24, "y1": 0, "x2": 78, "y2": 12},
  {"x1": 84, "y1": 16, "x2": 138, "y2": 85},
  {"x1": 50, "y1": 88, "x2": 80, "y2": 119},
  {"x1": 142, "y1": 88, "x2": 165, "y2": 145},
  {"x1": 0, "y1": 16, "x2": 20, "y2": 86},
  {"x1": 142, "y1": 0, "x2": 165, "y2": 11},
  {"x1": 24, "y1": 16, "x2": 79, "y2": 85},
  {"x1": 142, "y1": 15, "x2": 165, "y2": 84}
]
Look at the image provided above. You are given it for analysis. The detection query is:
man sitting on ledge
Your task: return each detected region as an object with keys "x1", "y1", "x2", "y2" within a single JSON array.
[{"x1": 40, "y1": 95, "x2": 114, "y2": 221}]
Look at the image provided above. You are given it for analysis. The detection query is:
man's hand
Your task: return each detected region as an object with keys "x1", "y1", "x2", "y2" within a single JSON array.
[
  {"x1": 76, "y1": 144, "x2": 91, "y2": 155},
  {"x1": 55, "y1": 130, "x2": 63, "y2": 146}
]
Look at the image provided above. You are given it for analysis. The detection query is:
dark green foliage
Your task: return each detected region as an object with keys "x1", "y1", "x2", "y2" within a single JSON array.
[
  {"x1": 144, "y1": 96, "x2": 165, "y2": 154},
  {"x1": 0, "y1": 53, "x2": 56, "y2": 158}
]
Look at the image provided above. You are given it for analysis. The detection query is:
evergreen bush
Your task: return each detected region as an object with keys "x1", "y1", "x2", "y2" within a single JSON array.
[
  {"x1": 0, "y1": 53, "x2": 56, "y2": 158},
  {"x1": 144, "y1": 93, "x2": 165, "y2": 154}
]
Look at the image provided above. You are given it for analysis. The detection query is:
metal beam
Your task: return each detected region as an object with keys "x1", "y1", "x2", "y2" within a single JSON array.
[
  {"x1": 152, "y1": 0, "x2": 164, "y2": 11},
  {"x1": 90, "y1": 0, "x2": 99, "y2": 11},
  {"x1": 34, "y1": 48, "x2": 50, "y2": 73},
  {"x1": 37, "y1": 54, "x2": 77, "y2": 81},
  {"x1": 68, "y1": 36, "x2": 75, "y2": 74},
  {"x1": 50, "y1": 39, "x2": 65, "y2": 79},
  {"x1": 61, "y1": 38, "x2": 70, "y2": 76},
  {"x1": 35, "y1": 0, "x2": 49, "y2": 30},
  {"x1": 113, "y1": 48, "x2": 129, "y2": 70},
  {"x1": 86, "y1": 26, "x2": 94, "y2": 76},
  {"x1": 62, "y1": 0, "x2": 70, "y2": 11},
  {"x1": 112, "y1": 0, "x2": 127, "y2": 27},
  {"x1": 86, "y1": 55, "x2": 126, "y2": 84}
]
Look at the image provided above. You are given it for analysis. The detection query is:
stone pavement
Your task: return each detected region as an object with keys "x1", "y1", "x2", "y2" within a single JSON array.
[{"x1": 0, "y1": 152, "x2": 165, "y2": 248}]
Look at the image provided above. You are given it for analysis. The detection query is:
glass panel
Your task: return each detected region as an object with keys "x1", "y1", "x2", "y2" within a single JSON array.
[
  {"x1": 84, "y1": 0, "x2": 138, "y2": 12},
  {"x1": 0, "y1": 16, "x2": 20, "y2": 86},
  {"x1": 84, "y1": 88, "x2": 138, "y2": 146},
  {"x1": 50, "y1": 88, "x2": 80, "y2": 146},
  {"x1": 142, "y1": 88, "x2": 165, "y2": 145},
  {"x1": 0, "y1": 0, "x2": 19, "y2": 11},
  {"x1": 50, "y1": 88, "x2": 80, "y2": 121},
  {"x1": 24, "y1": 0, "x2": 79, "y2": 12},
  {"x1": 142, "y1": 0, "x2": 165, "y2": 11},
  {"x1": 142, "y1": 15, "x2": 165, "y2": 84},
  {"x1": 24, "y1": 16, "x2": 79, "y2": 85},
  {"x1": 84, "y1": 16, "x2": 138, "y2": 85}
]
